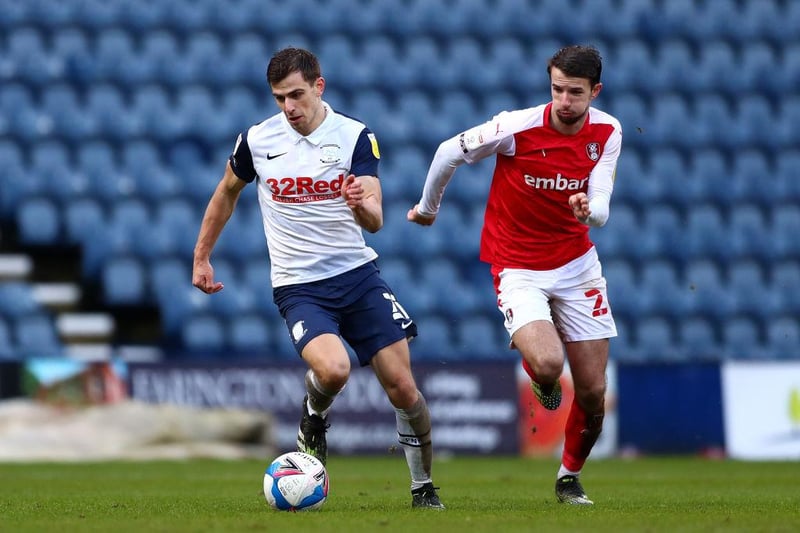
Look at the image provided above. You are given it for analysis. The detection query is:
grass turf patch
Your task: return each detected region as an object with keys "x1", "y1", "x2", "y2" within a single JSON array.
[{"x1": 1, "y1": 456, "x2": 798, "y2": 533}]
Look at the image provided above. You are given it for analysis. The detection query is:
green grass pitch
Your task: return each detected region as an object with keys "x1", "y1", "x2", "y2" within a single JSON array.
[{"x1": 1, "y1": 456, "x2": 798, "y2": 532}]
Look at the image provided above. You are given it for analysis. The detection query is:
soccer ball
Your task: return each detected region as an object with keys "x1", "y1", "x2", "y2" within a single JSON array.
[{"x1": 263, "y1": 451, "x2": 329, "y2": 511}]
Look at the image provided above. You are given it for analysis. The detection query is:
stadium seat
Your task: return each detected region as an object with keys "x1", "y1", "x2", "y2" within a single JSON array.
[
  {"x1": 16, "y1": 197, "x2": 61, "y2": 245},
  {"x1": 640, "y1": 204, "x2": 683, "y2": 263},
  {"x1": 777, "y1": 97, "x2": 800, "y2": 150},
  {"x1": 635, "y1": 316, "x2": 682, "y2": 361},
  {"x1": 678, "y1": 316, "x2": 719, "y2": 360},
  {"x1": 727, "y1": 259, "x2": 780, "y2": 319},
  {"x1": 733, "y1": 95, "x2": 779, "y2": 151},
  {"x1": 603, "y1": 259, "x2": 638, "y2": 321},
  {"x1": 101, "y1": 255, "x2": 147, "y2": 306},
  {"x1": 226, "y1": 33, "x2": 272, "y2": 88},
  {"x1": 647, "y1": 148, "x2": 690, "y2": 208},
  {"x1": 771, "y1": 205, "x2": 800, "y2": 260},
  {"x1": 650, "y1": 39, "x2": 694, "y2": 93},
  {"x1": 413, "y1": 313, "x2": 458, "y2": 361},
  {"x1": 692, "y1": 95, "x2": 736, "y2": 151},
  {"x1": 606, "y1": 40, "x2": 655, "y2": 95},
  {"x1": 13, "y1": 313, "x2": 62, "y2": 356},
  {"x1": 684, "y1": 204, "x2": 731, "y2": 262},
  {"x1": 77, "y1": 140, "x2": 135, "y2": 202},
  {"x1": 455, "y1": 314, "x2": 507, "y2": 359},
  {"x1": 184, "y1": 31, "x2": 231, "y2": 86},
  {"x1": 420, "y1": 256, "x2": 480, "y2": 317},
  {"x1": 6, "y1": 26, "x2": 58, "y2": 87},
  {"x1": 608, "y1": 92, "x2": 649, "y2": 150},
  {"x1": 729, "y1": 204, "x2": 772, "y2": 261},
  {"x1": 63, "y1": 197, "x2": 105, "y2": 245},
  {"x1": 765, "y1": 316, "x2": 800, "y2": 359},
  {"x1": 41, "y1": 83, "x2": 94, "y2": 141},
  {"x1": 774, "y1": 149, "x2": 800, "y2": 201},
  {"x1": 0, "y1": 282, "x2": 41, "y2": 318},
  {"x1": 738, "y1": 41, "x2": 781, "y2": 96},
  {"x1": 181, "y1": 313, "x2": 226, "y2": 354},
  {"x1": 85, "y1": 84, "x2": 139, "y2": 142},
  {"x1": 721, "y1": 317, "x2": 765, "y2": 359},
  {"x1": 131, "y1": 85, "x2": 182, "y2": 142},
  {"x1": 694, "y1": 40, "x2": 738, "y2": 97},
  {"x1": 648, "y1": 94, "x2": 696, "y2": 149},
  {"x1": 639, "y1": 259, "x2": 688, "y2": 319},
  {"x1": 683, "y1": 259, "x2": 733, "y2": 321},
  {"x1": 686, "y1": 148, "x2": 730, "y2": 206},
  {"x1": 228, "y1": 313, "x2": 273, "y2": 354},
  {"x1": 94, "y1": 27, "x2": 137, "y2": 83},
  {"x1": 121, "y1": 140, "x2": 182, "y2": 203}
]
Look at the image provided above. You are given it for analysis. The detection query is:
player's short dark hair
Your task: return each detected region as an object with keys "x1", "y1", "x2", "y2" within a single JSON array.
[
  {"x1": 267, "y1": 47, "x2": 321, "y2": 86},
  {"x1": 547, "y1": 45, "x2": 603, "y2": 86}
]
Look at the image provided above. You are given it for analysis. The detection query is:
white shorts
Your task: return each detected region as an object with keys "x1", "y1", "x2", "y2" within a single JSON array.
[{"x1": 494, "y1": 247, "x2": 617, "y2": 343}]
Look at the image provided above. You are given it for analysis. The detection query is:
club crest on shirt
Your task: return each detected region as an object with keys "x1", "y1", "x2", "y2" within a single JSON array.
[
  {"x1": 319, "y1": 143, "x2": 341, "y2": 164},
  {"x1": 586, "y1": 142, "x2": 600, "y2": 161},
  {"x1": 505, "y1": 308, "x2": 514, "y2": 325}
]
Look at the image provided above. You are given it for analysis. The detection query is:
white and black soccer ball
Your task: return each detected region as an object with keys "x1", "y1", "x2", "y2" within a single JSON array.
[{"x1": 263, "y1": 451, "x2": 329, "y2": 511}]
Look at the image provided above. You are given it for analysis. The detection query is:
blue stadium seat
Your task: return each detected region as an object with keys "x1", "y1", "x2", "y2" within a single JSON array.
[
  {"x1": 611, "y1": 151, "x2": 644, "y2": 206},
  {"x1": 677, "y1": 317, "x2": 719, "y2": 360},
  {"x1": 641, "y1": 204, "x2": 683, "y2": 262},
  {"x1": 455, "y1": 314, "x2": 507, "y2": 359},
  {"x1": 101, "y1": 255, "x2": 147, "y2": 305},
  {"x1": 181, "y1": 313, "x2": 226, "y2": 354},
  {"x1": 639, "y1": 259, "x2": 688, "y2": 319},
  {"x1": 6, "y1": 26, "x2": 57, "y2": 87},
  {"x1": 727, "y1": 259, "x2": 780, "y2": 319},
  {"x1": 413, "y1": 313, "x2": 458, "y2": 361},
  {"x1": 184, "y1": 31, "x2": 231, "y2": 86},
  {"x1": 16, "y1": 197, "x2": 61, "y2": 245},
  {"x1": 41, "y1": 83, "x2": 94, "y2": 141},
  {"x1": 647, "y1": 148, "x2": 690, "y2": 207},
  {"x1": 774, "y1": 149, "x2": 800, "y2": 200},
  {"x1": 63, "y1": 197, "x2": 106, "y2": 244},
  {"x1": 76, "y1": 140, "x2": 133, "y2": 202},
  {"x1": 228, "y1": 314, "x2": 272, "y2": 354},
  {"x1": 771, "y1": 205, "x2": 800, "y2": 260},
  {"x1": 375, "y1": 257, "x2": 432, "y2": 315},
  {"x1": 226, "y1": 33, "x2": 271, "y2": 87},
  {"x1": 13, "y1": 313, "x2": 62, "y2": 357},
  {"x1": 694, "y1": 40, "x2": 738, "y2": 97},
  {"x1": 721, "y1": 317, "x2": 766, "y2": 359},
  {"x1": 398, "y1": 37, "x2": 451, "y2": 91},
  {"x1": 771, "y1": 261, "x2": 800, "y2": 317},
  {"x1": 635, "y1": 316, "x2": 682, "y2": 361},
  {"x1": 649, "y1": 94, "x2": 696, "y2": 149},
  {"x1": 150, "y1": 257, "x2": 189, "y2": 301},
  {"x1": 729, "y1": 204, "x2": 772, "y2": 261},
  {"x1": 0, "y1": 282, "x2": 41, "y2": 318},
  {"x1": 73, "y1": 0, "x2": 124, "y2": 31},
  {"x1": 686, "y1": 148, "x2": 730, "y2": 206},
  {"x1": 85, "y1": 84, "x2": 139, "y2": 142},
  {"x1": 140, "y1": 30, "x2": 193, "y2": 88},
  {"x1": 598, "y1": 204, "x2": 642, "y2": 261},
  {"x1": 777, "y1": 97, "x2": 800, "y2": 149},
  {"x1": 605, "y1": 40, "x2": 655, "y2": 95},
  {"x1": 121, "y1": 140, "x2": 182, "y2": 203},
  {"x1": 734, "y1": 95, "x2": 778, "y2": 151},
  {"x1": 650, "y1": 39, "x2": 694, "y2": 93},
  {"x1": 420, "y1": 256, "x2": 480, "y2": 317},
  {"x1": 131, "y1": 85, "x2": 182, "y2": 141},
  {"x1": 683, "y1": 259, "x2": 734, "y2": 321},
  {"x1": 94, "y1": 28, "x2": 138, "y2": 84},
  {"x1": 608, "y1": 92, "x2": 648, "y2": 150},
  {"x1": 765, "y1": 316, "x2": 800, "y2": 359},
  {"x1": 692, "y1": 95, "x2": 736, "y2": 151},
  {"x1": 220, "y1": 86, "x2": 261, "y2": 134},
  {"x1": 739, "y1": 41, "x2": 781, "y2": 96},
  {"x1": 603, "y1": 259, "x2": 638, "y2": 321},
  {"x1": 684, "y1": 204, "x2": 731, "y2": 262},
  {"x1": 176, "y1": 85, "x2": 227, "y2": 142}
]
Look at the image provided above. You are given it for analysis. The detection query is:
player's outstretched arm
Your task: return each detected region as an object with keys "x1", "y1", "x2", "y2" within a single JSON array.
[{"x1": 192, "y1": 162, "x2": 246, "y2": 293}]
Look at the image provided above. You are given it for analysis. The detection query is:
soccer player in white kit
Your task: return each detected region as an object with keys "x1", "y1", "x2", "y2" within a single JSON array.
[
  {"x1": 193, "y1": 47, "x2": 444, "y2": 509},
  {"x1": 408, "y1": 45, "x2": 621, "y2": 505}
]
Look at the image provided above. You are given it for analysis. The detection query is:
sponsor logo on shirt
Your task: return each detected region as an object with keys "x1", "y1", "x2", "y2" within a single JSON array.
[
  {"x1": 523, "y1": 173, "x2": 589, "y2": 191},
  {"x1": 265, "y1": 174, "x2": 345, "y2": 203}
]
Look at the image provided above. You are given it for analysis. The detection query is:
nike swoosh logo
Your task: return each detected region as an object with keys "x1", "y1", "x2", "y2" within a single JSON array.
[
  {"x1": 401, "y1": 321, "x2": 413, "y2": 329},
  {"x1": 267, "y1": 152, "x2": 287, "y2": 160}
]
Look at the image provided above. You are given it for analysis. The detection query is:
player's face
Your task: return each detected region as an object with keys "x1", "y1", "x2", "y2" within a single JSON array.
[
  {"x1": 549, "y1": 67, "x2": 602, "y2": 134},
  {"x1": 271, "y1": 71, "x2": 327, "y2": 136}
]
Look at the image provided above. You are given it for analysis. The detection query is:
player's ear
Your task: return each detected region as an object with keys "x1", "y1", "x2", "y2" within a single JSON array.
[
  {"x1": 591, "y1": 82, "x2": 603, "y2": 100},
  {"x1": 315, "y1": 76, "x2": 325, "y2": 98}
]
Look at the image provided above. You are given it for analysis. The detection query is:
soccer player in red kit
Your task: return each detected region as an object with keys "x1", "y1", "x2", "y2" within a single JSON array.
[{"x1": 408, "y1": 45, "x2": 621, "y2": 505}]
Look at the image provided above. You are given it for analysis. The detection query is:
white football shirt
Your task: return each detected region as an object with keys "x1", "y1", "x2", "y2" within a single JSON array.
[{"x1": 229, "y1": 102, "x2": 381, "y2": 287}]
